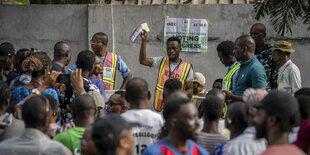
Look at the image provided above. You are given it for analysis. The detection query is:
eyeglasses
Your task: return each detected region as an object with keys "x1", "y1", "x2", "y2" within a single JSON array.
[{"x1": 106, "y1": 100, "x2": 123, "y2": 106}]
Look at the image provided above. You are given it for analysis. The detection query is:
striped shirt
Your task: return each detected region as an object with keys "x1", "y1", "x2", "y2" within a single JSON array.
[{"x1": 197, "y1": 132, "x2": 229, "y2": 153}]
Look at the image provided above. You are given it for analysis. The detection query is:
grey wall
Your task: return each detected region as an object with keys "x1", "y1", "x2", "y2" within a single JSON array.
[{"x1": 1, "y1": 4, "x2": 310, "y2": 106}]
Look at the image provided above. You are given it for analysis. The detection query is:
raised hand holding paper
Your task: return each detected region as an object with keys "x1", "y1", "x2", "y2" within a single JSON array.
[{"x1": 130, "y1": 23, "x2": 150, "y2": 43}]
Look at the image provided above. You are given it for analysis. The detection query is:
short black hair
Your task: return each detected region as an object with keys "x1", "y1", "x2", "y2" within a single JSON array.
[
  {"x1": 0, "y1": 42, "x2": 15, "y2": 55},
  {"x1": 15, "y1": 48, "x2": 31, "y2": 68},
  {"x1": 70, "y1": 94, "x2": 96, "y2": 120},
  {"x1": 260, "y1": 91, "x2": 299, "y2": 132},
  {"x1": 163, "y1": 98, "x2": 190, "y2": 122},
  {"x1": 167, "y1": 37, "x2": 181, "y2": 46},
  {"x1": 42, "y1": 94, "x2": 58, "y2": 113},
  {"x1": 114, "y1": 90, "x2": 126, "y2": 105},
  {"x1": 54, "y1": 41, "x2": 70, "y2": 59},
  {"x1": 214, "y1": 78, "x2": 223, "y2": 84},
  {"x1": 217, "y1": 41, "x2": 235, "y2": 57},
  {"x1": 0, "y1": 81, "x2": 11, "y2": 111},
  {"x1": 22, "y1": 96, "x2": 51, "y2": 128},
  {"x1": 76, "y1": 50, "x2": 96, "y2": 71},
  {"x1": 228, "y1": 102, "x2": 248, "y2": 130},
  {"x1": 207, "y1": 88, "x2": 223, "y2": 97},
  {"x1": 125, "y1": 77, "x2": 149, "y2": 103},
  {"x1": 295, "y1": 88, "x2": 310, "y2": 97},
  {"x1": 164, "y1": 78, "x2": 182, "y2": 92},
  {"x1": 202, "y1": 96, "x2": 224, "y2": 122},
  {"x1": 296, "y1": 95, "x2": 310, "y2": 122}
]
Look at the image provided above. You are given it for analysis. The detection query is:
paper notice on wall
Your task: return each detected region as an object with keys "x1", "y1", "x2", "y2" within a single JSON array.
[
  {"x1": 130, "y1": 23, "x2": 150, "y2": 43},
  {"x1": 164, "y1": 18, "x2": 208, "y2": 52}
]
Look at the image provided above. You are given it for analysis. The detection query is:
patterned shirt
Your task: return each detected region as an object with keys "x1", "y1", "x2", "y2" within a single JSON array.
[{"x1": 255, "y1": 44, "x2": 278, "y2": 91}]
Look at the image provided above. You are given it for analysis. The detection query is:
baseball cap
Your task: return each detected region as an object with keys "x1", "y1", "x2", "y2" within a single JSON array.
[
  {"x1": 294, "y1": 120, "x2": 310, "y2": 148},
  {"x1": 0, "y1": 42, "x2": 15, "y2": 61},
  {"x1": 193, "y1": 72, "x2": 205, "y2": 86},
  {"x1": 92, "y1": 114, "x2": 139, "y2": 149},
  {"x1": 270, "y1": 41, "x2": 295, "y2": 53},
  {"x1": 251, "y1": 91, "x2": 299, "y2": 123}
]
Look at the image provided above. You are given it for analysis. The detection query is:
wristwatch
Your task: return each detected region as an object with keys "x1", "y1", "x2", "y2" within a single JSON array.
[{"x1": 31, "y1": 88, "x2": 41, "y2": 95}]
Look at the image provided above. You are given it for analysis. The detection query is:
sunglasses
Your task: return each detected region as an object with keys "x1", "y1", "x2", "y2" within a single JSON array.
[{"x1": 106, "y1": 100, "x2": 123, "y2": 106}]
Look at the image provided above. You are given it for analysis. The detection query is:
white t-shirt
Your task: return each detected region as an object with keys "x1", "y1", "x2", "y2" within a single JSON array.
[
  {"x1": 277, "y1": 60, "x2": 302, "y2": 95},
  {"x1": 152, "y1": 56, "x2": 193, "y2": 82},
  {"x1": 121, "y1": 109, "x2": 164, "y2": 155}
]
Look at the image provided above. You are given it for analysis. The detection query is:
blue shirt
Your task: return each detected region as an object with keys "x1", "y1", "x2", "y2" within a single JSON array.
[
  {"x1": 227, "y1": 61, "x2": 240, "y2": 90},
  {"x1": 232, "y1": 57, "x2": 267, "y2": 96},
  {"x1": 68, "y1": 54, "x2": 131, "y2": 78},
  {"x1": 142, "y1": 139, "x2": 209, "y2": 155},
  {"x1": 11, "y1": 86, "x2": 59, "y2": 103}
]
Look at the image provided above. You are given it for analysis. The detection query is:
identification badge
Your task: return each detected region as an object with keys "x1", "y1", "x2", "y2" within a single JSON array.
[{"x1": 103, "y1": 67, "x2": 113, "y2": 79}]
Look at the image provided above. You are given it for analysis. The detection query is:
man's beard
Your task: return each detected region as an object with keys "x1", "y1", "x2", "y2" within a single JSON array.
[
  {"x1": 177, "y1": 122, "x2": 199, "y2": 141},
  {"x1": 255, "y1": 119, "x2": 267, "y2": 139}
]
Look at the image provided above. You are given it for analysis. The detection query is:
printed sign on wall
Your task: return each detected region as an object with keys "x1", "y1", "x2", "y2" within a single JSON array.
[{"x1": 164, "y1": 18, "x2": 208, "y2": 53}]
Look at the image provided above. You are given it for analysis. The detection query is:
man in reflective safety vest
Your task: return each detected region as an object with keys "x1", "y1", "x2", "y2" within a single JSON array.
[
  {"x1": 217, "y1": 41, "x2": 240, "y2": 118},
  {"x1": 69, "y1": 32, "x2": 132, "y2": 90},
  {"x1": 217, "y1": 41, "x2": 240, "y2": 92},
  {"x1": 139, "y1": 30, "x2": 193, "y2": 112}
]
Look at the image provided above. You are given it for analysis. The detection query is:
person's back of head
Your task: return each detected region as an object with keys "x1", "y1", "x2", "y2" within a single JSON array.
[
  {"x1": 296, "y1": 95, "x2": 310, "y2": 124},
  {"x1": 125, "y1": 77, "x2": 150, "y2": 108},
  {"x1": 226, "y1": 102, "x2": 248, "y2": 139},
  {"x1": 53, "y1": 41, "x2": 71, "y2": 61},
  {"x1": 295, "y1": 88, "x2": 310, "y2": 97},
  {"x1": 22, "y1": 95, "x2": 52, "y2": 132},
  {"x1": 236, "y1": 35, "x2": 256, "y2": 53},
  {"x1": 70, "y1": 94, "x2": 96, "y2": 126},
  {"x1": 42, "y1": 94, "x2": 58, "y2": 123},
  {"x1": 163, "y1": 78, "x2": 182, "y2": 102},
  {"x1": 15, "y1": 48, "x2": 31, "y2": 69},
  {"x1": 76, "y1": 50, "x2": 96, "y2": 72},
  {"x1": 0, "y1": 42, "x2": 15, "y2": 56},
  {"x1": 92, "y1": 114, "x2": 136, "y2": 155},
  {"x1": 0, "y1": 81, "x2": 11, "y2": 113},
  {"x1": 255, "y1": 91, "x2": 299, "y2": 134},
  {"x1": 202, "y1": 96, "x2": 224, "y2": 122},
  {"x1": 217, "y1": 41, "x2": 235, "y2": 57},
  {"x1": 21, "y1": 52, "x2": 52, "y2": 78}
]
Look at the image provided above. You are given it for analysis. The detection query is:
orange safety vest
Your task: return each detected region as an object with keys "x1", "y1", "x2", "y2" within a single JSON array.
[
  {"x1": 153, "y1": 57, "x2": 192, "y2": 111},
  {"x1": 98, "y1": 52, "x2": 118, "y2": 90}
]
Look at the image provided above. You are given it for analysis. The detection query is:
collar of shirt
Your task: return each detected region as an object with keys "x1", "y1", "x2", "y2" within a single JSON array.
[
  {"x1": 243, "y1": 126, "x2": 256, "y2": 134},
  {"x1": 228, "y1": 61, "x2": 240, "y2": 70},
  {"x1": 279, "y1": 59, "x2": 292, "y2": 71},
  {"x1": 240, "y1": 57, "x2": 256, "y2": 68}
]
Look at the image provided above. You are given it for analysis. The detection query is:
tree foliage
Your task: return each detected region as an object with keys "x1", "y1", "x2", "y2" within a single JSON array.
[{"x1": 254, "y1": 0, "x2": 310, "y2": 36}]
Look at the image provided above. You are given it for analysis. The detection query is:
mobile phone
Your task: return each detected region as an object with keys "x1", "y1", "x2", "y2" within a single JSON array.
[{"x1": 56, "y1": 74, "x2": 70, "y2": 85}]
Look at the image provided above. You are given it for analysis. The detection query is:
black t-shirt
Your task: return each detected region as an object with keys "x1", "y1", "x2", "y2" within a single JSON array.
[{"x1": 52, "y1": 63, "x2": 66, "y2": 74}]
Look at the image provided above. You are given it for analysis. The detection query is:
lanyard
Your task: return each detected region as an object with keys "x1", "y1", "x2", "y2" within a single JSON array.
[
  {"x1": 277, "y1": 62, "x2": 291, "y2": 88},
  {"x1": 168, "y1": 59, "x2": 182, "y2": 78}
]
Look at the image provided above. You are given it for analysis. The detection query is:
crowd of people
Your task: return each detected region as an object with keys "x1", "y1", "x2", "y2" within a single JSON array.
[{"x1": 0, "y1": 22, "x2": 308, "y2": 155}]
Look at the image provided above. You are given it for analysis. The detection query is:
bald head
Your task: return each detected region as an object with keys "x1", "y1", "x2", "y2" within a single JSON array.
[
  {"x1": 250, "y1": 23, "x2": 266, "y2": 46},
  {"x1": 125, "y1": 77, "x2": 150, "y2": 105},
  {"x1": 54, "y1": 41, "x2": 71, "y2": 59},
  {"x1": 71, "y1": 94, "x2": 96, "y2": 121},
  {"x1": 236, "y1": 35, "x2": 256, "y2": 52},
  {"x1": 169, "y1": 91, "x2": 188, "y2": 100}
]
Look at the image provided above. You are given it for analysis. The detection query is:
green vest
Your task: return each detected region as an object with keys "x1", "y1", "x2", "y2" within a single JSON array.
[{"x1": 223, "y1": 63, "x2": 240, "y2": 91}]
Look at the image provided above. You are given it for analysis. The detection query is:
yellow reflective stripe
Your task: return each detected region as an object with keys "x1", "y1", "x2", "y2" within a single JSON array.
[
  {"x1": 224, "y1": 63, "x2": 240, "y2": 91},
  {"x1": 180, "y1": 63, "x2": 191, "y2": 86},
  {"x1": 157, "y1": 57, "x2": 168, "y2": 85},
  {"x1": 102, "y1": 78, "x2": 114, "y2": 84},
  {"x1": 111, "y1": 53, "x2": 117, "y2": 80},
  {"x1": 154, "y1": 57, "x2": 168, "y2": 110}
]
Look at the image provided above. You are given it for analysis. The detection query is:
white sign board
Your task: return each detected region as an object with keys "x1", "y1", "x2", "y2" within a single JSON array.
[{"x1": 164, "y1": 18, "x2": 208, "y2": 53}]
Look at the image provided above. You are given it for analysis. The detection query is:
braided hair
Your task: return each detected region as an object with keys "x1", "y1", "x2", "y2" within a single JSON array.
[{"x1": 21, "y1": 52, "x2": 51, "y2": 78}]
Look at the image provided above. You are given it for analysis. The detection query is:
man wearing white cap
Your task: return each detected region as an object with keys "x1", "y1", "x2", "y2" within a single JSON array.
[
  {"x1": 271, "y1": 41, "x2": 301, "y2": 95},
  {"x1": 192, "y1": 72, "x2": 207, "y2": 106}
]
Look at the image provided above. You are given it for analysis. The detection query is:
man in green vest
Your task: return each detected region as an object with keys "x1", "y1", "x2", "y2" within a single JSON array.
[{"x1": 217, "y1": 41, "x2": 240, "y2": 92}]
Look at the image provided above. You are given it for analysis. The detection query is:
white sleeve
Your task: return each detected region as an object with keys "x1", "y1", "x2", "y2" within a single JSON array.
[
  {"x1": 290, "y1": 66, "x2": 302, "y2": 93},
  {"x1": 151, "y1": 56, "x2": 164, "y2": 69}
]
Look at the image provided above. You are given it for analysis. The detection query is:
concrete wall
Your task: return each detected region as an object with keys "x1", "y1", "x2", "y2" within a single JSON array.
[{"x1": 1, "y1": 4, "x2": 310, "y2": 106}]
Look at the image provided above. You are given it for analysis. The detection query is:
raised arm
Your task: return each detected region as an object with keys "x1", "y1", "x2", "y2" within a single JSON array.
[{"x1": 139, "y1": 30, "x2": 153, "y2": 67}]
